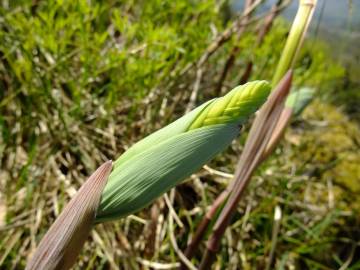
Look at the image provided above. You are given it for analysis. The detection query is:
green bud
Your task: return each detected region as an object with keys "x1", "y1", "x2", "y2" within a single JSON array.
[
  {"x1": 189, "y1": 80, "x2": 270, "y2": 129},
  {"x1": 96, "y1": 81, "x2": 271, "y2": 222}
]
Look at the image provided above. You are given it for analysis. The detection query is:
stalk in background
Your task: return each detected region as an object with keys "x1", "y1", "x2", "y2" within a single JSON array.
[
  {"x1": 216, "y1": 0, "x2": 257, "y2": 93},
  {"x1": 239, "y1": 0, "x2": 287, "y2": 84}
]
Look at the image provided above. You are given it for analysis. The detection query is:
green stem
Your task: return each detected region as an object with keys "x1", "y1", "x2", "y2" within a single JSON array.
[{"x1": 272, "y1": 0, "x2": 317, "y2": 86}]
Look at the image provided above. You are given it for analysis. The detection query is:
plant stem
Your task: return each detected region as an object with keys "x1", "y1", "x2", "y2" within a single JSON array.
[
  {"x1": 199, "y1": 72, "x2": 292, "y2": 270},
  {"x1": 265, "y1": 205, "x2": 282, "y2": 270},
  {"x1": 272, "y1": 0, "x2": 317, "y2": 86},
  {"x1": 240, "y1": 0, "x2": 287, "y2": 84},
  {"x1": 181, "y1": 191, "x2": 228, "y2": 266},
  {"x1": 216, "y1": 0, "x2": 256, "y2": 94}
]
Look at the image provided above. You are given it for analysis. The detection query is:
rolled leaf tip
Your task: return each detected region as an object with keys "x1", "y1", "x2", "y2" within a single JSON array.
[{"x1": 189, "y1": 80, "x2": 271, "y2": 129}]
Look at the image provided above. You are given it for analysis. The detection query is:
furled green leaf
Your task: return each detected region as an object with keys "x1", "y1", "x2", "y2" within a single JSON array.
[
  {"x1": 285, "y1": 87, "x2": 315, "y2": 115},
  {"x1": 96, "y1": 80, "x2": 271, "y2": 222},
  {"x1": 97, "y1": 124, "x2": 238, "y2": 222},
  {"x1": 113, "y1": 101, "x2": 211, "y2": 169},
  {"x1": 189, "y1": 81, "x2": 270, "y2": 129}
]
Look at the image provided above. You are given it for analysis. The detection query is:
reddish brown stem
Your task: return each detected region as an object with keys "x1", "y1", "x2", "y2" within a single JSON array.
[
  {"x1": 181, "y1": 74, "x2": 292, "y2": 270},
  {"x1": 181, "y1": 191, "x2": 228, "y2": 268},
  {"x1": 181, "y1": 102, "x2": 293, "y2": 270},
  {"x1": 239, "y1": 0, "x2": 285, "y2": 85},
  {"x1": 239, "y1": 61, "x2": 253, "y2": 85},
  {"x1": 199, "y1": 72, "x2": 292, "y2": 270},
  {"x1": 258, "y1": 0, "x2": 284, "y2": 44},
  {"x1": 216, "y1": 0, "x2": 254, "y2": 94},
  {"x1": 198, "y1": 249, "x2": 217, "y2": 270}
]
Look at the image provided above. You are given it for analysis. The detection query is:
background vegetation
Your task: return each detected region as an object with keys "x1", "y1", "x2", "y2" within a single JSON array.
[{"x1": 0, "y1": 0, "x2": 359, "y2": 269}]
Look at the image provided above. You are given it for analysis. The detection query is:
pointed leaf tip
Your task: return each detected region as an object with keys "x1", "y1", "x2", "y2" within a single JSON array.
[
  {"x1": 188, "y1": 80, "x2": 271, "y2": 129},
  {"x1": 26, "y1": 161, "x2": 112, "y2": 270}
]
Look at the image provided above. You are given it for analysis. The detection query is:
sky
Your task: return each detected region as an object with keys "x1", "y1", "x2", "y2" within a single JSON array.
[
  {"x1": 232, "y1": 0, "x2": 360, "y2": 32},
  {"x1": 232, "y1": 0, "x2": 360, "y2": 63}
]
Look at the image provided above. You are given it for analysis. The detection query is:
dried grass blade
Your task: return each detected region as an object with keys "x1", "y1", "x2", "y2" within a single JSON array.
[
  {"x1": 26, "y1": 161, "x2": 112, "y2": 270},
  {"x1": 262, "y1": 106, "x2": 293, "y2": 161}
]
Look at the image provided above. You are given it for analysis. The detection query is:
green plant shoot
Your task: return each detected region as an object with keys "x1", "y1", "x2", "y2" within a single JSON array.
[{"x1": 96, "y1": 81, "x2": 270, "y2": 222}]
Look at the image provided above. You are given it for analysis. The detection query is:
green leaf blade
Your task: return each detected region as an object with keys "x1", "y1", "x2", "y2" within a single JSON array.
[{"x1": 97, "y1": 123, "x2": 239, "y2": 222}]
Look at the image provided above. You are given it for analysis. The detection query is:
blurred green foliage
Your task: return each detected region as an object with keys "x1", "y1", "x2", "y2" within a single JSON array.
[{"x1": 0, "y1": 1, "x2": 346, "y2": 150}]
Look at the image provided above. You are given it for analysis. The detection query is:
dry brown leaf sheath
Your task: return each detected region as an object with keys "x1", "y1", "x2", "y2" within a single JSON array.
[
  {"x1": 198, "y1": 71, "x2": 292, "y2": 270},
  {"x1": 26, "y1": 161, "x2": 113, "y2": 270}
]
